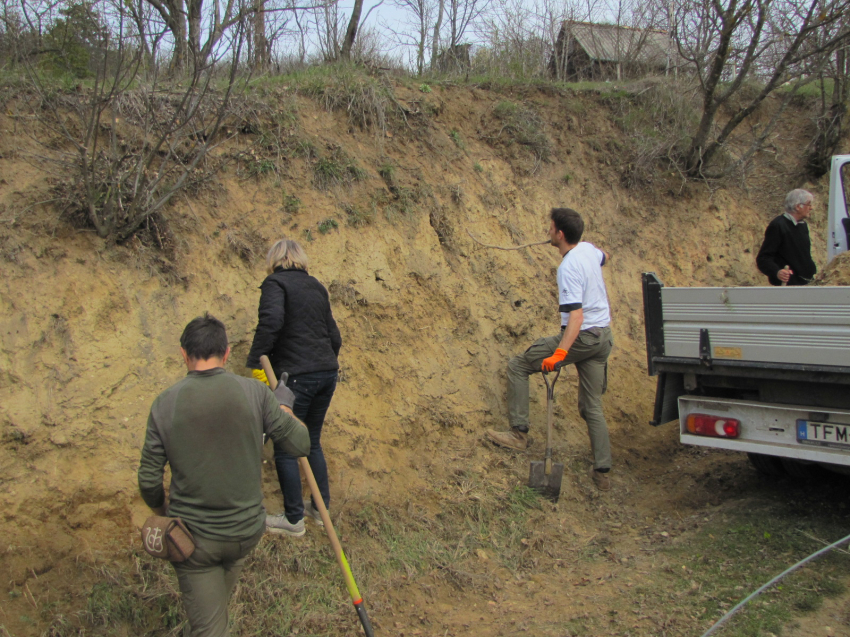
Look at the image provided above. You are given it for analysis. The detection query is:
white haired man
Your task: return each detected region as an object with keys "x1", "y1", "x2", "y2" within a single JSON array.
[{"x1": 756, "y1": 189, "x2": 817, "y2": 286}]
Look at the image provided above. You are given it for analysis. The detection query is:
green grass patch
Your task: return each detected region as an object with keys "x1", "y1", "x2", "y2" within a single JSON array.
[
  {"x1": 243, "y1": 156, "x2": 276, "y2": 177},
  {"x1": 377, "y1": 160, "x2": 395, "y2": 182},
  {"x1": 342, "y1": 203, "x2": 373, "y2": 228},
  {"x1": 44, "y1": 479, "x2": 545, "y2": 636},
  {"x1": 281, "y1": 192, "x2": 301, "y2": 214},
  {"x1": 449, "y1": 128, "x2": 465, "y2": 149},
  {"x1": 493, "y1": 100, "x2": 519, "y2": 119},
  {"x1": 318, "y1": 218, "x2": 338, "y2": 234},
  {"x1": 262, "y1": 63, "x2": 402, "y2": 132},
  {"x1": 650, "y1": 503, "x2": 850, "y2": 636},
  {"x1": 313, "y1": 148, "x2": 367, "y2": 189}
]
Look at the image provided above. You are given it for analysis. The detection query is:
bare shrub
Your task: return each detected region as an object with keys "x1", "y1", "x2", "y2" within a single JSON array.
[
  {"x1": 232, "y1": 96, "x2": 303, "y2": 181},
  {"x1": 223, "y1": 224, "x2": 267, "y2": 264},
  {"x1": 296, "y1": 64, "x2": 399, "y2": 132},
  {"x1": 20, "y1": 8, "x2": 250, "y2": 243},
  {"x1": 611, "y1": 80, "x2": 699, "y2": 188},
  {"x1": 483, "y1": 100, "x2": 552, "y2": 173}
]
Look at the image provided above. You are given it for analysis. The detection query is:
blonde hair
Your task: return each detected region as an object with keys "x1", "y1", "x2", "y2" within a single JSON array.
[{"x1": 266, "y1": 239, "x2": 309, "y2": 274}]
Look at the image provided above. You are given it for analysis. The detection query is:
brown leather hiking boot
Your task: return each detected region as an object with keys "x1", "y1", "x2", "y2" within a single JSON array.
[
  {"x1": 589, "y1": 467, "x2": 611, "y2": 491},
  {"x1": 486, "y1": 428, "x2": 528, "y2": 450}
]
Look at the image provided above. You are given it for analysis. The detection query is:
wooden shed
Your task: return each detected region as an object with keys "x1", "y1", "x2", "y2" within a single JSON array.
[{"x1": 549, "y1": 21, "x2": 677, "y2": 81}]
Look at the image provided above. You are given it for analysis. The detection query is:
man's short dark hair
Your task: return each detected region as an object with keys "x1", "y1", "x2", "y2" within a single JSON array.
[
  {"x1": 550, "y1": 208, "x2": 584, "y2": 244},
  {"x1": 180, "y1": 313, "x2": 228, "y2": 360}
]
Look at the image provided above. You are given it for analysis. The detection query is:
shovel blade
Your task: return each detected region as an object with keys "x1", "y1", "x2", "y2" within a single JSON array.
[{"x1": 528, "y1": 461, "x2": 564, "y2": 501}]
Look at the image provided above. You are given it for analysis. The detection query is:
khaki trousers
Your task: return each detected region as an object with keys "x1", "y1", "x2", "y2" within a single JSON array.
[
  {"x1": 507, "y1": 326, "x2": 614, "y2": 470},
  {"x1": 172, "y1": 529, "x2": 264, "y2": 637}
]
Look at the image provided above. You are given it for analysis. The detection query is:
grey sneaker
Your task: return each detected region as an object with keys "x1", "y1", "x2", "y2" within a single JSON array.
[
  {"x1": 304, "y1": 501, "x2": 325, "y2": 527},
  {"x1": 486, "y1": 427, "x2": 528, "y2": 450},
  {"x1": 589, "y1": 467, "x2": 611, "y2": 491},
  {"x1": 265, "y1": 514, "x2": 305, "y2": 537}
]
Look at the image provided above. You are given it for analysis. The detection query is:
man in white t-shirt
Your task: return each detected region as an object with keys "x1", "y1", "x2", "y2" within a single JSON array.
[{"x1": 487, "y1": 208, "x2": 615, "y2": 491}]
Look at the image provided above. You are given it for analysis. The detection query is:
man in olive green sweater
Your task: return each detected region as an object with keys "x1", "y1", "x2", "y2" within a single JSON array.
[{"x1": 138, "y1": 314, "x2": 309, "y2": 637}]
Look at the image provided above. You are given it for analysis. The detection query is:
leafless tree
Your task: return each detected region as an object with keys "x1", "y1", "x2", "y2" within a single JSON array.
[
  {"x1": 444, "y1": 0, "x2": 491, "y2": 49},
  {"x1": 140, "y1": 0, "x2": 257, "y2": 71},
  {"x1": 386, "y1": 0, "x2": 434, "y2": 74},
  {"x1": 478, "y1": 0, "x2": 542, "y2": 77},
  {"x1": 673, "y1": 0, "x2": 850, "y2": 177},
  {"x1": 429, "y1": 0, "x2": 491, "y2": 71},
  {"x1": 119, "y1": 0, "x2": 168, "y2": 72},
  {"x1": 316, "y1": 0, "x2": 343, "y2": 59},
  {"x1": 251, "y1": 0, "x2": 270, "y2": 70},
  {"x1": 20, "y1": 0, "x2": 251, "y2": 241},
  {"x1": 431, "y1": 0, "x2": 443, "y2": 65},
  {"x1": 805, "y1": 34, "x2": 850, "y2": 176},
  {"x1": 290, "y1": 2, "x2": 311, "y2": 64},
  {"x1": 340, "y1": 0, "x2": 364, "y2": 58},
  {"x1": 0, "y1": 0, "x2": 31, "y2": 65},
  {"x1": 8, "y1": 0, "x2": 64, "y2": 65}
]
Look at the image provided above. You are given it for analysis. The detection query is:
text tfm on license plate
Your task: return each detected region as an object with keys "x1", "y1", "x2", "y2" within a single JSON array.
[{"x1": 796, "y1": 420, "x2": 850, "y2": 449}]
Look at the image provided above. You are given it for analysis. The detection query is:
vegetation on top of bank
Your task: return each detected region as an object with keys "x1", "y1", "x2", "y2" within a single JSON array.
[{"x1": 1, "y1": 0, "x2": 849, "y2": 243}]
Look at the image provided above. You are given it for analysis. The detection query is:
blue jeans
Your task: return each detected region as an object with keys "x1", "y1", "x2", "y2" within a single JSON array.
[{"x1": 274, "y1": 369, "x2": 337, "y2": 524}]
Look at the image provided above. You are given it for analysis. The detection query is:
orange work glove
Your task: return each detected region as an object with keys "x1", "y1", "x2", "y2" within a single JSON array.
[{"x1": 542, "y1": 348, "x2": 568, "y2": 372}]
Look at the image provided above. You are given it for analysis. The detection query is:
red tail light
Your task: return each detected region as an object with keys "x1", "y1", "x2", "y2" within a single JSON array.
[{"x1": 686, "y1": 413, "x2": 740, "y2": 438}]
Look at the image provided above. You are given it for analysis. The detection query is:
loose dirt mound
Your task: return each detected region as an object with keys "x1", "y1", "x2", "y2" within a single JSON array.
[
  {"x1": 0, "y1": 80, "x2": 844, "y2": 636},
  {"x1": 820, "y1": 251, "x2": 850, "y2": 285}
]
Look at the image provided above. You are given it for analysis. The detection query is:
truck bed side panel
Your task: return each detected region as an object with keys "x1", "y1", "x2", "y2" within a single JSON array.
[{"x1": 661, "y1": 286, "x2": 850, "y2": 367}]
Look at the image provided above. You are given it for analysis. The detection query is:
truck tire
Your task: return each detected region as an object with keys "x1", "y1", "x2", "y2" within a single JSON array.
[
  {"x1": 780, "y1": 458, "x2": 824, "y2": 480},
  {"x1": 747, "y1": 453, "x2": 786, "y2": 477}
]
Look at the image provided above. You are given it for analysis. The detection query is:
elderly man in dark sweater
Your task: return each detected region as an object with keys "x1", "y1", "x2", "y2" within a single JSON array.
[
  {"x1": 139, "y1": 314, "x2": 309, "y2": 637},
  {"x1": 756, "y1": 189, "x2": 817, "y2": 286}
]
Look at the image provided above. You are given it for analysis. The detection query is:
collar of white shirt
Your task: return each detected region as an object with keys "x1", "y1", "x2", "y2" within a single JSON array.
[{"x1": 783, "y1": 212, "x2": 805, "y2": 226}]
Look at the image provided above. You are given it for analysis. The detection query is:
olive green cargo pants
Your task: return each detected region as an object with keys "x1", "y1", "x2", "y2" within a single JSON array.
[
  {"x1": 507, "y1": 326, "x2": 614, "y2": 470},
  {"x1": 172, "y1": 529, "x2": 264, "y2": 637}
]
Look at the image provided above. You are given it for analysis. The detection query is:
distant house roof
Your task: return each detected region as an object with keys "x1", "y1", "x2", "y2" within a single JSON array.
[{"x1": 566, "y1": 21, "x2": 674, "y2": 66}]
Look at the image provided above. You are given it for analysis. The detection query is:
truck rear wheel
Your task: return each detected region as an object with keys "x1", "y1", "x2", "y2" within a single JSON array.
[
  {"x1": 780, "y1": 458, "x2": 825, "y2": 480},
  {"x1": 747, "y1": 453, "x2": 786, "y2": 477}
]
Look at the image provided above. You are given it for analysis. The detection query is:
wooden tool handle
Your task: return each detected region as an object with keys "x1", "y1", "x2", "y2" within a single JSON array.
[{"x1": 258, "y1": 356, "x2": 374, "y2": 636}]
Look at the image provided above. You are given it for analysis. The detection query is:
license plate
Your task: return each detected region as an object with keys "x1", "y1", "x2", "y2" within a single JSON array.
[{"x1": 796, "y1": 420, "x2": 850, "y2": 449}]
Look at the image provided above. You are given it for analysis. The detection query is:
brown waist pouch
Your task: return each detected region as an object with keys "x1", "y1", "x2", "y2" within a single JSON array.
[{"x1": 141, "y1": 516, "x2": 196, "y2": 562}]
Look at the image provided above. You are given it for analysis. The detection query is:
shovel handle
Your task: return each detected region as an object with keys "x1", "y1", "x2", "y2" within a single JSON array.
[{"x1": 258, "y1": 356, "x2": 375, "y2": 637}]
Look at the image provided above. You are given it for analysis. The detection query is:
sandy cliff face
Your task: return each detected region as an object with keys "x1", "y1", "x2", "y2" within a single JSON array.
[{"x1": 0, "y1": 82, "x2": 839, "y2": 633}]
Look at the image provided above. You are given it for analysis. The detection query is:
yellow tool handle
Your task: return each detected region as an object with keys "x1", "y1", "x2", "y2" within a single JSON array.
[{"x1": 258, "y1": 356, "x2": 373, "y2": 635}]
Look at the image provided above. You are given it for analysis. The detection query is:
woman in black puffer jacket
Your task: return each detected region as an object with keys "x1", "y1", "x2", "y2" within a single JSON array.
[{"x1": 247, "y1": 239, "x2": 341, "y2": 537}]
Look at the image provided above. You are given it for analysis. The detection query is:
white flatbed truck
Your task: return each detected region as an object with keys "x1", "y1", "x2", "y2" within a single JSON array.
[{"x1": 641, "y1": 155, "x2": 850, "y2": 476}]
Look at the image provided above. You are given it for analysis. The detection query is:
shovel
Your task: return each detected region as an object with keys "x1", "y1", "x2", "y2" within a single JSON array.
[
  {"x1": 259, "y1": 356, "x2": 375, "y2": 637},
  {"x1": 528, "y1": 364, "x2": 565, "y2": 501}
]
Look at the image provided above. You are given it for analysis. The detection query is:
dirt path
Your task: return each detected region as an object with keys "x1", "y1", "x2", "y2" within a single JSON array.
[{"x1": 368, "y1": 416, "x2": 850, "y2": 637}]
